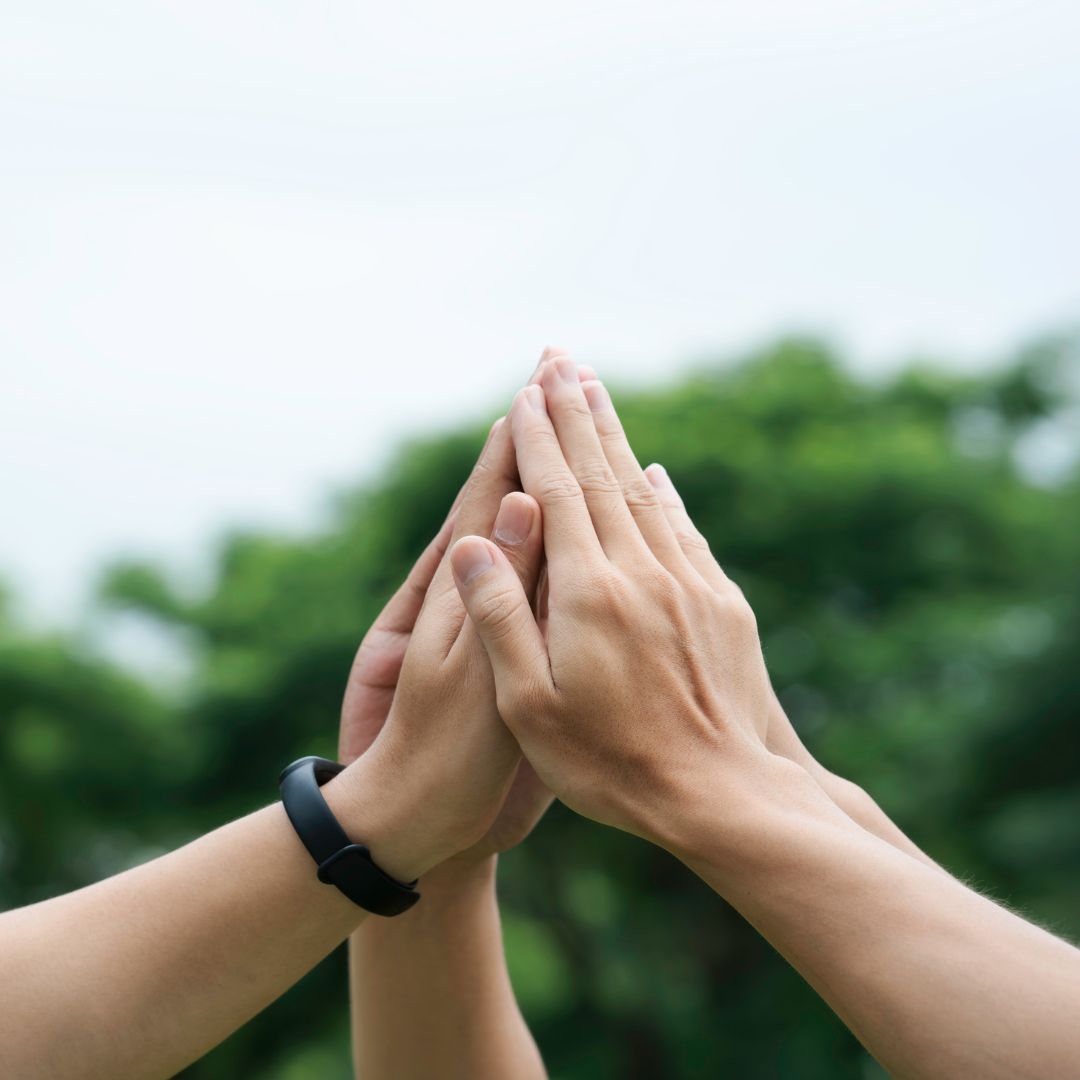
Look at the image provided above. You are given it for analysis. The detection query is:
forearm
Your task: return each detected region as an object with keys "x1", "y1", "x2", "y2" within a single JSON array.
[
  {"x1": 0, "y1": 771, "x2": 401, "y2": 1079},
  {"x1": 675, "y1": 757, "x2": 1080, "y2": 1080},
  {"x1": 349, "y1": 856, "x2": 545, "y2": 1080}
]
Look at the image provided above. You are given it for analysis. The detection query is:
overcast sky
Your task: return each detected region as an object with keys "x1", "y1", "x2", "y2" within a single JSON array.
[{"x1": 2, "y1": 1, "x2": 1078, "y2": 623}]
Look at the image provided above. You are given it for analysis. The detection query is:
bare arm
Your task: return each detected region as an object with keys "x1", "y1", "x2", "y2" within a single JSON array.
[
  {"x1": 0, "y1": 372, "x2": 555, "y2": 1080},
  {"x1": 452, "y1": 354, "x2": 1080, "y2": 1080},
  {"x1": 677, "y1": 760, "x2": 1080, "y2": 1079},
  {"x1": 350, "y1": 856, "x2": 544, "y2": 1080},
  {"x1": 0, "y1": 767, "x2": 392, "y2": 1079},
  {"x1": 339, "y1": 361, "x2": 571, "y2": 1079}
]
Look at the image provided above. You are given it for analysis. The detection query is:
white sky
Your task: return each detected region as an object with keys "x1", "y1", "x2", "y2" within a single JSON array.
[{"x1": 2, "y1": 0, "x2": 1079, "y2": 624}]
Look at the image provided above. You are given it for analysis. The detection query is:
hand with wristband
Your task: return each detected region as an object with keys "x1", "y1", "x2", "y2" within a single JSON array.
[
  {"x1": 276, "y1": 352, "x2": 598, "y2": 1079},
  {"x1": 0, "y1": 361, "x2": 564, "y2": 1080}
]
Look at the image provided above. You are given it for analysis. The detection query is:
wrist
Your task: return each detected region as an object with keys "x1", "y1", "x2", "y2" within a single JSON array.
[
  {"x1": 657, "y1": 751, "x2": 858, "y2": 888},
  {"x1": 421, "y1": 852, "x2": 498, "y2": 895},
  {"x1": 323, "y1": 752, "x2": 444, "y2": 884}
]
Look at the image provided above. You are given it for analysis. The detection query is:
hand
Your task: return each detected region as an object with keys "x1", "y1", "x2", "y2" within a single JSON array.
[
  {"x1": 332, "y1": 410, "x2": 547, "y2": 883},
  {"x1": 337, "y1": 472, "x2": 552, "y2": 863},
  {"x1": 623, "y1": 458, "x2": 941, "y2": 868},
  {"x1": 335, "y1": 352, "x2": 597, "y2": 875},
  {"x1": 449, "y1": 355, "x2": 788, "y2": 855}
]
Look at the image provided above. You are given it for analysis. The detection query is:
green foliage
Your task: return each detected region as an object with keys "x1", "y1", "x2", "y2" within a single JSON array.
[{"x1": 3, "y1": 335, "x2": 1079, "y2": 1077}]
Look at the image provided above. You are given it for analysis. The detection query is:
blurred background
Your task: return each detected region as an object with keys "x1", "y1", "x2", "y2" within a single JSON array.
[{"x1": 2, "y1": 3, "x2": 1079, "y2": 1078}]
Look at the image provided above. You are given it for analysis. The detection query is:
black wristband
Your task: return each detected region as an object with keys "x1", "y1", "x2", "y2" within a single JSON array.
[{"x1": 278, "y1": 756, "x2": 420, "y2": 917}]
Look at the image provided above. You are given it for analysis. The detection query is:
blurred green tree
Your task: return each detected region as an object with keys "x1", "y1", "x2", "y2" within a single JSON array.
[{"x1": 2, "y1": 335, "x2": 1078, "y2": 1078}]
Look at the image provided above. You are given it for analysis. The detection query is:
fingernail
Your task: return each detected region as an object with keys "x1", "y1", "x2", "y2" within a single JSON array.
[
  {"x1": 451, "y1": 538, "x2": 495, "y2": 585},
  {"x1": 523, "y1": 384, "x2": 547, "y2": 414},
  {"x1": 493, "y1": 494, "x2": 534, "y2": 546},
  {"x1": 555, "y1": 357, "x2": 578, "y2": 384},
  {"x1": 583, "y1": 381, "x2": 612, "y2": 413},
  {"x1": 578, "y1": 364, "x2": 599, "y2": 381}
]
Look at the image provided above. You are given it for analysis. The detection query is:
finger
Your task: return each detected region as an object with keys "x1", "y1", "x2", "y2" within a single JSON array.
[
  {"x1": 449, "y1": 491, "x2": 544, "y2": 661},
  {"x1": 509, "y1": 383, "x2": 606, "y2": 570},
  {"x1": 427, "y1": 414, "x2": 521, "y2": 601},
  {"x1": 526, "y1": 346, "x2": 595, "y2": 386},
  {"x1": 491, "y1": 491, "x2": 544, "y2": 596},
  {"x1": 450, "y1": 417, "x2": 518, "y2": 542},
  {"x1": 535, "y1": 563, "x2": 550, "y2": 637},
  {"x1": 580, "y1": 379, "x2": 696, "y2": 575},
  {"x1": 540, "y1": 357, "x2": 647, "y2": 560},
  {"x1": 643, "y1": 462, "x2": 728, "y2": 591},
  {"x1": 446, "y1": 415, "x2": 506, "y2": 519},
  {"x1": 451, "y1": 536, "x2": 552, "y2": 715},
  {"x1": 372, "y1": 509, "x2": 459, "y2": 637},
  {"x1": 528, "y1": 345, "x2": 571, "y2": 385}
]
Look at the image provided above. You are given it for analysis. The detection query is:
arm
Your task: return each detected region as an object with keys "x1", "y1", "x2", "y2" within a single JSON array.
[
  {"x1": 340, "y1": 354, "x2": 584, "y2": 1078},
  {"x1": 676, "y1": 761, "x2": 1080, "y2": 1080},
  {"x1": 344, "y1": 531, "x2": 549, "y2": 1080},
  {"x1": 451, "y1": 353, "x2": 1080, "y2": 1080},
  {"x1": 349, "y1": 855, "x2": 544, "y2": 1080},
  {"x1": 0, "y1": 377, "x2": 548, "y2": 1080},
  {"x1": 0, "y1": 764, "x2": 402, "y2": 1079}
]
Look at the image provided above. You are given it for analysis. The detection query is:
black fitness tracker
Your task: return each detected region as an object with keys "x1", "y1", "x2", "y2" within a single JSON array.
[{"x1": 278, "y1": 756, "x2": 420, "y2": 917}]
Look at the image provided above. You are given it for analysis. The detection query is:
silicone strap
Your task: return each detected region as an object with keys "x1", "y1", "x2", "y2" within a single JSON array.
[{"x1": 278, "y1": 756, "x2": 420, "y2": 917}]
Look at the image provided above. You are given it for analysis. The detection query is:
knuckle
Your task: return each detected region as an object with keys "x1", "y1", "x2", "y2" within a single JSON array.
[
  {"x1": 471, "y1": 586, "x2": 521, "y2": 640},
  {"x1": 724, "y1": 589, "x2": 758, "y2": 633},
  {"x1": 565, "y1": 567, "x2": 621, "y2": 617},
  {"x1": 536, "y1": 472, "x2": 585, "y2": 507},
  {"x1": 550, "y1": 386, "x2": 592, "y2": 417},
  {"x1": 644, "y1": 565, "x2": 682, "y2": 609},
  {"x1": 621, "y1": 476, "x2": 662, "y2": 516},
  {"x1": 674, "y1": 526, "x2": 711, "y2": 554},
  {"x1": 522, "y1": 423, "x2": 561, "y2": 458},
  {"x1": 573, "y1": 460, "x2": 621, "y2": 498}
]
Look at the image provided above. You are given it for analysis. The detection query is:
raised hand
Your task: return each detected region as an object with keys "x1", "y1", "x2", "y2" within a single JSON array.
[
  {"x1": 450, "y1": 355, "x2": 1080, "y2": 1080},
  {"x1": 337, "y1": 411, "x2": 548, "y2": 882},
  {"x1": 635, "y1": 457, "x2": 938, "y2": 867},
  {"x1": 337, "y1": 351, "x2": 597, "y2": 872},
  {"x1": 448, "y1": 355, "x2": 783, "y2": 854}
]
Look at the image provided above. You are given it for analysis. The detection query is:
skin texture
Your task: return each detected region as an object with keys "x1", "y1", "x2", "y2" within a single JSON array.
[{"x1": 451, "y1": 354, "x2": 1080, "y2": 1080}]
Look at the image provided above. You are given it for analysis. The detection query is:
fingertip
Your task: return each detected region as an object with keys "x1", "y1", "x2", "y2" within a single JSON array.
[
  {"x1": 450, "y1": 535, "x2": 498, "y2": 586},
  {"x1": 518, "y1": 384, "x2": 548, "y2": 415},
  {"x1": 554, "y1": 355, "x2": 579, "y2": 385},
  {"x1": 541, "y1": 356, "x2": 578, "y2": 394},
  {"x1": 582, "y1": 379, "x2": 613, "y2": 413},
  {"x1": 493, "y1": 490, "x2": 539, "y2": 546},
  {"x1": 578, "y1": 364, "x2": 598, "y2": 381},
  {"x1": 645, "y1": 463, "x2": 681, "y2": 502},
  {"x1": 645, "y1": 462, "x2": 670, "y2": 487}
]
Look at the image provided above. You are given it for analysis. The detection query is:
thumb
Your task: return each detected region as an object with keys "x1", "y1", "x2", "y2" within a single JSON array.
[
  {"x1": 450, "y1": 536, "x2": 550, "y2": 706},
  {"x1": 491, "y1": 491, "x2": 544, "y2": 601}
]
